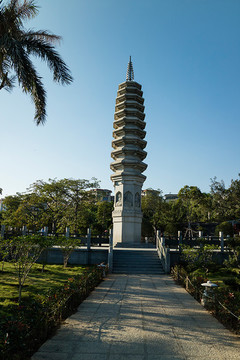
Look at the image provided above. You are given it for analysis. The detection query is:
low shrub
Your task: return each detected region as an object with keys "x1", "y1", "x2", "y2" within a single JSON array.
[
  {"x1": 223, "y1": 278, "x2": 240, "y2": 291},
  {"x1": 213, "y1": 287, "x2": 240, "y2": 333},
  {"x1": 180, "y1": 244, "x2": 217, "y2": 274},
  {"x1": 171, "y1": 264, "x2": 240, "y2": 334}
]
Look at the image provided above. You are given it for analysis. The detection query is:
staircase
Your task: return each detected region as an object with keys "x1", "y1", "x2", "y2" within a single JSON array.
[{"x1": 113, "y1": 245, "x2": 165, "y2": 275}]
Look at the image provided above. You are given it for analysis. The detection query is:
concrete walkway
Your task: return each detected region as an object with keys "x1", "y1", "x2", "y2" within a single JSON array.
[{"x1": 32, "y1": 275, "x2": 240, "y2": 360}]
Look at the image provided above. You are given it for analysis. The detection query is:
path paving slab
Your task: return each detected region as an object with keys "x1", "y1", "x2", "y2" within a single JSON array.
[{"x1": 32, "y1": 274, "x2": 240, "y2": 360}]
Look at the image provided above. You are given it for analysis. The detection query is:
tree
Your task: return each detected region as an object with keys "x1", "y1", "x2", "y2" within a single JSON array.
[
  {"x1": 1, "y1": 178, "x2": 101, "y2": 233},
  {"x1": 163, "y1": 201, "x2": 184, "y2": 236},
  {"x1": 0, "y1": 0, "x2": 73, "y2": 125},
  {"x1": 95, "y1": 201, "x2": 113, "y2": 234},
  {"x1": 57, "y1": 235, "x2": 80, "y2": 268},
  {"x1": 141, "y1": 189, "x2": 185, "y2": 237},
  {"x1": 0, "y1": 236, "x2": 11, "y2": 271},
  {"x1": 215, "y1": 221, "x2": 233, "y2": 237},
  {"x1": 1, "y1": 193, "x2": 24, "y2": 229},
  {"x1": 1, "y1": 192, "x2": 46, "y2": 231},
  {"x1": 224, "y1": 236, "x2": 240, "y2": 269},
  {"x1": 141, "y1": 189, "x2": 165, "y2": 236},
  {"x1": 177, "y1": 186, "x2": 203, "y2": 223},
  {"x1": 27, "y1": 178, "x2": 100, "y2": 233},
  {"x1": 8, "y1": 234, "x2": 53, "y2": 302},
  {"x1": 177, "y1": 185, "x2": 209, "y2": 237},
  {"x1": 57, "y1": 178, "x2": 100, "y2": 234},
  {"x1": 28, "y1": 179, "x2": 69, "y2": 233},
  {"x1": 227, "y1": 174, "x2": 240, "y2": 219},
  {"x1": 210, "y1": 177, "x2": 230, "y2": 222}
]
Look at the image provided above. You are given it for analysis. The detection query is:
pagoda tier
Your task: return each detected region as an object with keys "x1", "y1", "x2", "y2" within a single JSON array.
[
  {"x1": 110, "y1": 80, "x2": 147, "y2": 181},
  {"x1": 113, "y1": 126, "x2": 146, "y2": 140}
]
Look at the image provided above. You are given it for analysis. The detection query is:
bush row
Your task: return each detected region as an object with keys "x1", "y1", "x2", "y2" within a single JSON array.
[{"x1": 0, "y1": 266, "x2": 106, "y2": 360}]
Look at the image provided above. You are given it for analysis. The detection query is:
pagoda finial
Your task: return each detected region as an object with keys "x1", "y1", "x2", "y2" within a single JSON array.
[{"x1": 126, "y1": 56, "x2": 134, "y2": 81}]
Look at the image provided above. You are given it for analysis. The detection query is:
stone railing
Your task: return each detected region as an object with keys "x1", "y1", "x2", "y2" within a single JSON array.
[{"x1": 156, "y1": 230, "x2": 170, "y2": 273}]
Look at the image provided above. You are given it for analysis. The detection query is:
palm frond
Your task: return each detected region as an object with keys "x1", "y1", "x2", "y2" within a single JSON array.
[
  {"x1": 8, "y1": 0, "x2": 38, "y2": 23},
  {"x1": 2, "y1": 74, "x2": 15, "y2": 91},
  {"x1": 0, "y1": 0, "x2": 73, "y2": 124},
  {"x1": 22, "y1": 36, "x2": 73, "y2": 85},
  {"x1": 15, "y1": 0, "x2": 38, "y2": 21},
  {"x1": 9, "y1": 0, "x2": 18, "y2": 11},
  {"x1": 31, "y1": 74, "x2": 46, "y2": 125},
  {"x1": 26, "y1": 30, "x2": 61, "y2": 44},
  {"x1": 9, "y1": 39, "x2": 46, "y2": 124}
]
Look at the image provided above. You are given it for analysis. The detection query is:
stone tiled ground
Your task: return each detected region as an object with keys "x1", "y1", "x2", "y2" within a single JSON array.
[{"x1": 32, "y1": 274, "x2": 240, "y2": 360}]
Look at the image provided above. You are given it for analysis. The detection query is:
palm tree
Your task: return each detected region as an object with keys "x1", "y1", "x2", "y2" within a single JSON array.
[{"x1": 0, "y1": 0, "x2": 73, "y2": 125}]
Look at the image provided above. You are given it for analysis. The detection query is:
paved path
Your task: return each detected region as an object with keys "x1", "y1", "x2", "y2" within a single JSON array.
[{"x1": 32, "y1": 274, "x2": 240, "y2": 360}]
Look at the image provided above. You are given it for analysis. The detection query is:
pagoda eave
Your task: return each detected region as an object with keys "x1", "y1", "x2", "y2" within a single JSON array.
[
  {"x1": 112, "y1": 138, "x2": 147, "y2": 149},
  {"x1": 113, "y1": 117, "x2": 146, "y2": 130}
]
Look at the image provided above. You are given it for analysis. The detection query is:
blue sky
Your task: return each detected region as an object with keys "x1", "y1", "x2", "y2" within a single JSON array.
[{"x1": 1, "y1": 0, "x2": 240, "y2": 197}]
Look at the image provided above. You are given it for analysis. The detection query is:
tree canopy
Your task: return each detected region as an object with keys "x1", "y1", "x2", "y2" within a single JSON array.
[
  {"x1": 2, "y1": 174, "x2": 240, "y2": 237},
  {"x1": 141, "y1": 175, "x2": 240, "y2": 237},
  {"x1": 1, "y1": 178, "x2": 105, "y2": 234}
]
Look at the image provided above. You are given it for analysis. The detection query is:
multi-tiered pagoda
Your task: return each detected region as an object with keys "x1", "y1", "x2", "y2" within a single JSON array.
[{"x1": 110, "y1": 57, "x2": 147, "y2": 245}]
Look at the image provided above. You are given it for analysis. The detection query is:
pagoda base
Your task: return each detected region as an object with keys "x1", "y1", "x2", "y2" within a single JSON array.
[{"x1": 112, "y1": 211, "x2": 142, "y2": 247}]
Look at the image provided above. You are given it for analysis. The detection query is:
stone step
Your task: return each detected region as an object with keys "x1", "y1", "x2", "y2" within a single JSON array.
[
  {"x1": 113, "y1": 267, "x2": 164, "y2": 274},
  {"x1": 113, "y1": 262, "x2": 162, "y2": 267},
  {"x1": 112, "y1": 249, "x2": 164, "y2": 275},
  {"x1": 113, "y1": 254, "x2": 159, "y2": 258},
  {"x1": 113, "y1": 260, "x2": 161, "y2": 265},
  {"x1": 113, "y1": 250, "x2": 158, "y2": 255},
  {"x1": 114, "y1": 242, "x2": 156, "y2": 248},
  {"x1": 113, "y1": 258, "x2": 160, "y2": 262},
  {"x1": 113, "y1": 268, "x2": 164, "y2": 273},
  {"x1": 113, "y1": 270, "x2": 165, "y2": 274}
]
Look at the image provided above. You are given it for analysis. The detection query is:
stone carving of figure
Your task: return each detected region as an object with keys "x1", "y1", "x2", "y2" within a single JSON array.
[
  {"x1": 135, "y1": 192, "x2": 140, "y2": 207},
  {"x1": 116, "y1": 191, "x2": 122, "y2": 206},
  {"x1": 124, "y1": 191, "x2": 133, "y2": 207}
]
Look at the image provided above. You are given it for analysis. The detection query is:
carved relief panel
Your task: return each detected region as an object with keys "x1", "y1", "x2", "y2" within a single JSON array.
[
  {"x1": 135, "y1": 192, "x2": 140, "y2": 207},
  {"x1": 115, "y1": 191, "x2": 122, "y2": 206},
  {"x1": 124, "y1": 191, "x2": 133, "y2": 207}
]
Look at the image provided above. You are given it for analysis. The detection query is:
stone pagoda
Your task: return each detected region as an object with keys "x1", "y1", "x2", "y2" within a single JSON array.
[{"x1": 110, "y1": 57, "x2": 147, "y2": 246}]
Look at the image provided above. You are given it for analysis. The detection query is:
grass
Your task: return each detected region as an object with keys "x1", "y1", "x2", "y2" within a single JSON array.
[
  {"x1": 0, "y1": 262, "x2": 87, "y2": 307},
  {"x1": 191, "y1": 267, "x2": 240, "y2": 287},
  {"x1": 0, "y1": 263, "x2": 104, "y2": 360}
]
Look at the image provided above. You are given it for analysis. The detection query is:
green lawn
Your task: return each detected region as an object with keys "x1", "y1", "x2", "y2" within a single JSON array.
[{"x1": 0, "y1": 262, "x2": 87, "y2": 306}]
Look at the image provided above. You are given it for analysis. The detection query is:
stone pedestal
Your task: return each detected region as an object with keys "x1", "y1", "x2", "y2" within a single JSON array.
[{"x1": 112, "y1": 176, "x2": 144, "y2": 246}]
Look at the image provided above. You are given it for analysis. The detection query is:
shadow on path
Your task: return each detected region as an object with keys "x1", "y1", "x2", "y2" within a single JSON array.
[{"x1": 32, "y1": 274, "x2": 240, "y2": 360}]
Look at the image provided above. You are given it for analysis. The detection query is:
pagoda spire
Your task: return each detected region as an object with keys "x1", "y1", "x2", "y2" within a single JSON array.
[{"x1": 126, "y1": 56, "x2": 134, "y2": 81}]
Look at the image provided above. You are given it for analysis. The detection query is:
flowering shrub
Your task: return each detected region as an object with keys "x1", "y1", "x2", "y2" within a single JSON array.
[
  {"x1": 171, "y1": 265, "x2": 240, "y2": 334},
  {"x1": 0, "y1": 266, "x2": 106, "y2": 360},
  {"x1": 213, "y1": 287, "x2": 240, "y2": 333}
]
